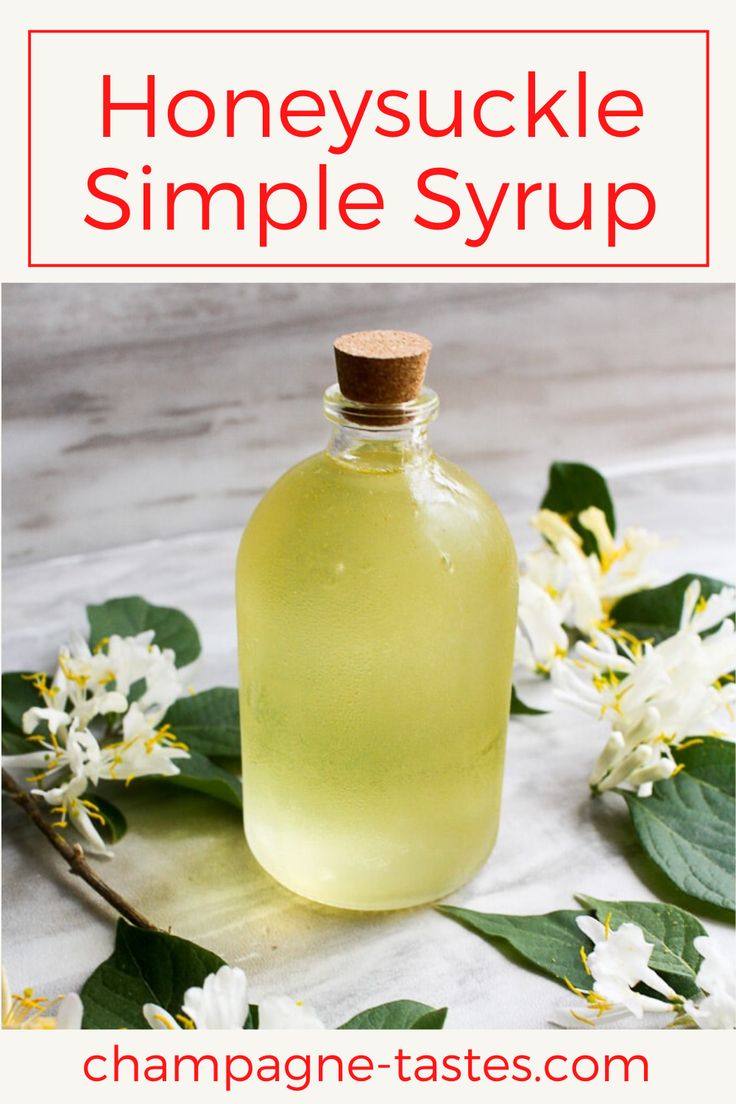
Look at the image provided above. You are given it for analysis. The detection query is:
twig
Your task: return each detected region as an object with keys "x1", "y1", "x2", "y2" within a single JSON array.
[{"x1": 2, "y1": 768, "x2": 158, "y2": 931}]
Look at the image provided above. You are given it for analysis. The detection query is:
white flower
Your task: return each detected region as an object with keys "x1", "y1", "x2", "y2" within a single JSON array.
[
  {"x1": 682, "y1": 585, "x2": 736, "y2": 635},
  {"x1": 144, "y1": 965, "x2": 249, "y2": 1030},
  {"x1": 2, "y1": 966, "x2": 83, "y2": 1029},
  {"x1": 683, "y1": 937, "x2": 736, "y2": 1029},
  {"x1": 578, "y1": 508, "x2": 663, "y2": 603},
  {"x1": 19, "y1": 649, "x2": 128, "y2": 736},
  {"x1": 39, "y1": 772, "x2": 112, "y2": 857},
  {"x1": 105, "y1": 632, "x2": 183, "y2": 723},
  {"x1": 143, "y1": 1005, "x2": 183, "y2": 1029},
  {"x1": 577, "y1": 916, "x2": 675, "y2": 1014},
  {"x1": 182, "y1": 966, "x2": 249, "y2": 1030},
  {"x1": 553, "y1": 581, "x2": 736, "y2": 793},
  {"x1": 548, "y1": 999, "x2": 633, "y2": 1029},
  {"x1": 99, "y1": 703, "x2": 189, "y2": 782},
  {"x1": 3, "y1": 719, "x2": 102, "y2": 789},
  {"x1": 18, "y1": 630, "x2": 184, "y2": 740},
  {"x1": 52, "y1": 633, "x2": 129, "y2": 726},
  {"x1": 22, "y1": 706, "x2": 73, "y2": 736},
  {"x1": 551, "y1": 915, "x2": 676, "y2": 1028},
  {"x1": 518, "y1": 508, "x2": 663, "y2": 646},
  {"x1": 142, "y1": 966, "x2": 326, "y2": 1031},
  {"x1": 4, "y1": 629, "x2": 190, "y2": 858},
  {"x1": 259, "y1": 995, "x2": 325, "y2": 1029},
  {"x1": 515, "y1": 577, "x2": 568, "y2": 672},
  {"x1": 3, "y1": 721, "x2": 112, "y2": 857}
]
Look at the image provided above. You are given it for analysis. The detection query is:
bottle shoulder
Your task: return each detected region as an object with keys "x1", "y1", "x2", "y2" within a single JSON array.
[{"x1": 242, "y1": 449, "x2": 513, "y2": 547}]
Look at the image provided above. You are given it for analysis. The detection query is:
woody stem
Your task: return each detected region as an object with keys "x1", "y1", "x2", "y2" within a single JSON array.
[{"x1": 2, "y1": 768, "x2": 158, "y2": 931}]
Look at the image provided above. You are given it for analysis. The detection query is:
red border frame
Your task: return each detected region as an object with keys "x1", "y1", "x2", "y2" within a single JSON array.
[{"x1": 27, "y1": 29, "x2": 710, "y2": 269}]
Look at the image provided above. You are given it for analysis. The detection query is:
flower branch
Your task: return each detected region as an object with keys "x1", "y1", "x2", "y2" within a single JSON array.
[{"x1": 2, "y1": 768, "x2": 157, "y2": 932}]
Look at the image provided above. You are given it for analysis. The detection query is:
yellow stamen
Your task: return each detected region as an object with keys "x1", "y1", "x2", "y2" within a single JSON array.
[
  {"x1": 58, "y1": 656, "x2": 89, "y2": 689},
  {"x1": 151, "y1": 1012, "x2": 176, "y2": 1029},
  {"x1": 563, "y1": 977, "x2": 587, "y2": 998},
  {"x1": 604, "y1": 626, "x2": 651, "y2": 658},
  {"x1": 579, "y1": 946, "x2": 592, "y2": 976},
  {"x1": 569, "y1": 1009, "x2": 596, "y2": 1026},
  {"x1": 26, "y1": 770, "x2": 53, "y2": 784},
  {"x1": 80, "y1": 799, "x2": 106, "y2": 825},
  {"x1": 21, "y1": 671, "x2": 60, "y2": 704}
]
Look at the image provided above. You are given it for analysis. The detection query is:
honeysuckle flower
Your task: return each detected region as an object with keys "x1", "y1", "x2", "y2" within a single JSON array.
[
  {"x1": 21, "y1": 661, "x2": 127, "y2": 736},
  {"x1": 4, "y1": 628, "x2": 190, "y2": 858},
  {"x1": 38, "y1": 770, "x2": 112, "y2": 856},
  {"x1": 548, "y1": 998, "x2": 635, "y2": 1029},
  {"x1": 181, "y1": 965, "x2": 249, "y2": 1030},
  {"x1": 516, "y1": 508, "x2": 663, "y2": 661},
  {"x1": 104, "y1": 632, "x2": 182, "y2": 723},
  {"x1": 515, "y1": 577, "x2": 568, "y2": 673},
  {"x1": 551, "y1": 916, "x2": 677, "y2": 1028},
  {"x1": 22, "y1": 706, "x2": 74, "y2": 736},
  {"x1": 4, "y1": 719, "x2": 103, "y2": 793},
  {"x1": 3, "y1": 718, "x2": 113, "y2": 855},
  {"x1": 553, "y1": 580, "x2": 736, "y2": 794},
  {"x1": 578, "y1": 508, "x2": 663, "y2": 602},
  {"x1": 143, "y1": 965, "x2": 249, "y2": 1030},
  {"x1": 577, "y1": 916, "x2": 676, "y2": 1012},
  {"x1": 19, "y1": 630, "x2": 184, "y2": 738},
  {"x1": 2, "y1": 967, "x2": 83, "y2": 1029},
  {"x1": 99, "y1": 703, "x2": 189, "y2": 782},
  {"x1": 143, "y1": 1005, "x2": 184, "y2": 1030},
  {"x1": 259, "y1": 995, "x2": 326, "y2": 1029},
  {"x1": 142, "y1": 966, "x2": 326, "y2": 1031},
  {"x1": 683, "y1": 585, "x2": 736, "y2": 635},
  {"x1": 683, "y1": 937, "x2": 736, "y2": 1029}
]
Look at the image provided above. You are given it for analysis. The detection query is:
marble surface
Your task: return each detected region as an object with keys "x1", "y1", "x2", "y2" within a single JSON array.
[
  {"x1": 3, "y1": 282, "x2": 734, "y2": 566},
  {"x1": 3, "y1": 461, "x2": 734, "y2": 1029}
]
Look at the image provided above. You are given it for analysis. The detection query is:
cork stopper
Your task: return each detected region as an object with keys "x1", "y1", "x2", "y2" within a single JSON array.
[{"x1": 333, "y1": 330, "x2": 431, "y2": 406}]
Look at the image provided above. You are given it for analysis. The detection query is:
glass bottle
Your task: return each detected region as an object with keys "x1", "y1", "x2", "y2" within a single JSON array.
[{"x1": 236, "y1": 331, "x2": 518, "y2": 910}]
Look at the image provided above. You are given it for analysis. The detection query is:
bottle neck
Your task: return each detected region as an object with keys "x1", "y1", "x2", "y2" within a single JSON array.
[{"x1": 323, "y1": 384, "x2": 439, "y2": 470}]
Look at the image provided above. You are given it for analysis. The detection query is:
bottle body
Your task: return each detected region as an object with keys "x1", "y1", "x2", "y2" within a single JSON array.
[{"x1": 236, "y1": 430, "x2": 518, "y2": 910}]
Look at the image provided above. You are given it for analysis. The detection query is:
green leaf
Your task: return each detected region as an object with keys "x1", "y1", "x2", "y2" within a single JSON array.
[
  {"x1": 339, "y1": 1000, "x2": 447, "y2": 1029},
  {"x1": 86, "y1": 597, "x2": 201, "y2": 668},
  {"x1": 3, "y1": 730, "x2": 33, "y2": 754},
  {"x1": 2, "y1": 672, "x2": 45, "y2": 733},
  {"x1": 162, "y1": 748, "x2": 242, "y2": 808},
  {"x1": 510, "y1": 686, "x2": 547, "y2": 716},
  {"x1": 410, "y1": 1006, "x2": 449, "y2": 1029},
  {"x1": 540, "y1": 461, "x2": 616, "y2": 556},
  {"x1": 674, "y1": 739, "x2": 735, "y2": 797},
  {"x1": 621, "y1": 739, "x2": 735, "y2": 912},
  {"x1": 89, "y1": 795, "x2": 128, "y2": 844},
  {"x1": 81, "y1": 919, "x2": 233, "y2": 1029},
  {"x1": 576, "y1": 895, "x2": 706, "y2": 999},
  {"x1": 163, "y1": 689, "x2": 241, "y2": 759},
  {"x1": 610, "y1": 575, "x2": 733, "y2": 642},
  {"x1": 437, "y1": 905, "x2": 592, "y2": 990}
]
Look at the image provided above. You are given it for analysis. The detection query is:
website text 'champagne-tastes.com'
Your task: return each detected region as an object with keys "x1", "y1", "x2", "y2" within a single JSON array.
[{"x1": 83, "y1": 1043, "x2": 650, "y2": 1092}]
